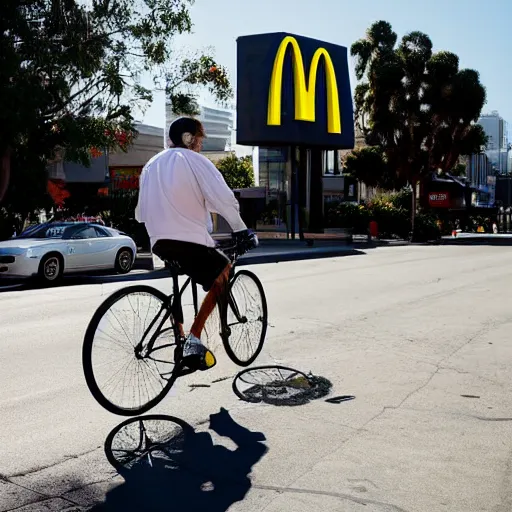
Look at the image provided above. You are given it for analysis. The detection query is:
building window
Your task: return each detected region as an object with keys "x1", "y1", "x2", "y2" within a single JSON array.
[{"x1": 323, "y1": 150, "x2": 340, "y2": 175}]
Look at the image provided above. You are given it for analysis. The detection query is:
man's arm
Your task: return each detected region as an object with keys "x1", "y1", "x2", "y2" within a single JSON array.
[{"x1": 191, "y1": 155, "x2": 247, "y2": 232}]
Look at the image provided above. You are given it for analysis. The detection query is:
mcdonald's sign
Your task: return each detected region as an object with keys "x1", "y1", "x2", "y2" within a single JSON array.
[{"x1": 236, "y1": 32, "x2": 354, "y2": 149}]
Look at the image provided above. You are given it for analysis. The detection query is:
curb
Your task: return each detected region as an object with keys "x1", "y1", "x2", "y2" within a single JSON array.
[
  {"x1": 135, "y1": 242, "x2": 357, "y2": 271},
  {"x1": 440, "y1": 237, "x2": 512, "y2": 246},
  {"x1": 238, "y1": 247, "x2": 362, "y2": 265},
  {"x1": 134, "y1": 253, "x2": 155, "y2": 271}
]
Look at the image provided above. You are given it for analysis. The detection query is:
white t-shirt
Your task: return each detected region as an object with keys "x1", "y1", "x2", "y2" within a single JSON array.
[{"x1": 135, "y1": 148, "x2": 247, "y2": 248}]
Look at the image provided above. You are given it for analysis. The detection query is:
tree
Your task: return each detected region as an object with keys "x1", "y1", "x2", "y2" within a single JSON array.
[
  {"x1": 449, "y1": 163, "x2": 467, "y2": 177},
  {"x1": 343, "y1": 146, "x2": 405, "y2": 190},
  {"x1": 0, "y1": 151, "x2": 54, "y2": 237},
  {"x1": 215, "y1": 155, "x2": 255, "y2": 190},
  {"x1": 351, "y1": 21, "x2": 486, "y2": 238},
  {"x1": 0, "y1": 0, "x2": 233, "y2": 203}
]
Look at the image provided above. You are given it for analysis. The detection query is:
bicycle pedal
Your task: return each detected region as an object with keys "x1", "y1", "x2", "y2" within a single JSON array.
[{"x1": 203, "y1": 350, "x2": 216, "y2": 370}]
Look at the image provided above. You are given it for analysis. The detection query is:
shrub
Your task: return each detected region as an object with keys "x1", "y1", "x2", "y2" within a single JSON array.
[
  {"x1": 414, "y1": 213, "x2": 441, "y2": 241},
  {"x1": 325, "y1": 202, "x2": 369, "y2": 233},
  {"x1": 389, "y1": 188, "x2": 412, "y2": 212},
  {"x1": 366, "y1": 197, "x2": 409, "y2": 239}
]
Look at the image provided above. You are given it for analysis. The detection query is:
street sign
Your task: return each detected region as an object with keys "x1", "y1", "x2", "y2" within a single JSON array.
[{"x1": 428, "y1": 192, "x2": 450, "y2": 208}]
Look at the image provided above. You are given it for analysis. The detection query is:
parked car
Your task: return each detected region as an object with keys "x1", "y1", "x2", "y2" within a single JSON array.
[{"x1": 0, "y1": 222, "x2": 137, "y2": 284}]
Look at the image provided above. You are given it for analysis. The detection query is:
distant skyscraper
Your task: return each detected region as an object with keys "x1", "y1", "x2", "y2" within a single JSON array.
[{"x1": 477, "y1": 111, "x2": 509, "y2": 174}]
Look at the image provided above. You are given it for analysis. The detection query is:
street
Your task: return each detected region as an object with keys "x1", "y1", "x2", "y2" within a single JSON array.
[{"x1": 1, "y1": 244, "x2": 512, "y2": 511}]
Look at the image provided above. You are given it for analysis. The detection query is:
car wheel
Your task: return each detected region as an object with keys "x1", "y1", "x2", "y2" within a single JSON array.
[
  {"x1": 115, "y1": 248, "x2": 133, "y2": 274},
  {"x1": 38, "y1": 254, "x2": 63, "y2": 284}
]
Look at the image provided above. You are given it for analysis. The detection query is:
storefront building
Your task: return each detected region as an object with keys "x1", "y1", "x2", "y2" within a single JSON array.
[
  {"x1": 47, "y1": 122, "x2": 234, "y2": 212},
  {"x1": 255, "y1": 147, "x2": 357, "y2": 234}
]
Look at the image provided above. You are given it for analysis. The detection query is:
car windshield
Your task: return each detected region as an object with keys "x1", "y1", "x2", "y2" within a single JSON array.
[{"x1": 16, "y1": 223, "x2": 73, "y2": 239}]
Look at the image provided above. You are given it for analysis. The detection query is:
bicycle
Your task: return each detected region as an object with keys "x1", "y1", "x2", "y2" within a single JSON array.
[{"x1": 82, "y1": 235, "x2": 268, "y2": 417}]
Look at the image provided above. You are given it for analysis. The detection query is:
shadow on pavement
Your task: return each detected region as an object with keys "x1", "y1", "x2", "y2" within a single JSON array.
[
  {"x1": 90, "y1": 408, "x2": 267, "y2": 512},
  {"x1": 232, "y1": 365, "x2": 333, "y2": 406},
  {"x1": 0, "y1": 269, "x2": 168, "y2": 293}
]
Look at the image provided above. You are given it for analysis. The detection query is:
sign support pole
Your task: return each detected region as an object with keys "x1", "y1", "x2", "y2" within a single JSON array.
[{"x1": 290, "y1": 145, "x2": 301, "y2": 240}]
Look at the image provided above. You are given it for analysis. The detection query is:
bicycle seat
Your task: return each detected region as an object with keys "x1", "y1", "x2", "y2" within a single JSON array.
[{"x1": 164, "y1": 260, "x2": 185, "y2": 277}]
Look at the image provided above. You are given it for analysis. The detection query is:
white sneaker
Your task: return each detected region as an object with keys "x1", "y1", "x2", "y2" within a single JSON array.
[
  {"x1": 182, "y1": 334, "x2": 216, "y2": 371},
  {"x1": 183, "y1": 334, "x2": 205, "y2": 357}
]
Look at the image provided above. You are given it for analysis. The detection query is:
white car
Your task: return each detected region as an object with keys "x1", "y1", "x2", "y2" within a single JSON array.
[{"x1": 0, "y1": 222, "x2": 137, "y2": 284}]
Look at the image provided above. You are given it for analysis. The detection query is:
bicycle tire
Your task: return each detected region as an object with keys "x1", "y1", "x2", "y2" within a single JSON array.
[
  {"x1": 82, "y1": 285, "x2": 179, "y2": 416},
  {"x1": 232, "y1": 365, "x2": 310, "y2": 402},
  {"x1": 104, "y1": 414, "x2": 194, "y2": 473},
  {"x1": 221, "y1": 269, "x2": 268, "y2": 367}
]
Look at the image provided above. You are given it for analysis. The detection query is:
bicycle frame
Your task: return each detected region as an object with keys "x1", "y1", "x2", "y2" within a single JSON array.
[{"x1": 134, "y1": 241, "x2": 247, "y2": 367}]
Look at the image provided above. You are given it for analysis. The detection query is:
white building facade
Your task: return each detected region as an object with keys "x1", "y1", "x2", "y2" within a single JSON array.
[{"x1": 164, "y1": 103, "x2": 234, "y2": 152}]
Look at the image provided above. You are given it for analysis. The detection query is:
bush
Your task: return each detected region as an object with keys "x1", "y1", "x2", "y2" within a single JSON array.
[
  {"x1": 366, "y1": 197, "x2": 409, "y2": 239},
  {"x1": 413, "y1": 213, "x2": 441, "y2": 242},
  {"x1": 389, "y1": 188, "x2": 412, "y2": 212},
  {"x1": 325, "y1": 190, "x2": 441, "y2": 241},
  {"x1": 215, "y1": 155, "x2": 254, "y2": 189},
  {"x1": 325, "y1": 202, "x2": 369, "y2": 233}
]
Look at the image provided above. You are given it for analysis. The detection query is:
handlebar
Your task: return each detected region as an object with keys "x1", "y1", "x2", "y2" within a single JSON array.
[{"x1": 214, "y1": 231, "x2": 258, "y2": 263}]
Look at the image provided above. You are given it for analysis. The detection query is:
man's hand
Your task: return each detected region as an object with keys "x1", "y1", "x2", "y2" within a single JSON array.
[{"x1": 233, "y1": 229, "x2": 259, "y2": 253}]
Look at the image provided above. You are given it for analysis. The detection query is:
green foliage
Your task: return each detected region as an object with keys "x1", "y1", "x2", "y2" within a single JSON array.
[
  {"x1": 351, "y1": 20, "x2": 486, "y2": 188},
  {"x1": 366, "y1": 196, "x2": 410, "y2": 238},
  {"x1": 215, "y1": 155, "x2": 254, "y2": 190},
  {"x1": 414, "y1": 212, "x2": 441, "y2": 241},
  {"x1": 389, "y1": 188, "x2": 413, "y2": 212},
  {"x1": 0, "y1": 0, "x2": 233, "y2": 202},
  {"x1": 325, "y1": 203, "x2": 369, "y2": 233},
  {"x1": 325, "y1": 189, "x2": 440, "y2": 241},
  {"x1": 343, "y1": 146, "x2": 405, "y2": 190},
  {"x1": 450, "y1": 163, "x2": 467, "y2": 177},
  {"x1": 351, "y1": 20, "x2": 486, "y2": 240},
  {"x1": 167, "y1": 55, "x2": 232, "y2": 115}
]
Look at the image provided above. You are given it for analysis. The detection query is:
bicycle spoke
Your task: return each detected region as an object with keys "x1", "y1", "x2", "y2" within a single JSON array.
[
  {"x1": 220, "y1": 271, "x2": 267, "y2": 366},
  {"x1": 88, "y1": 290, "x2": 179, "y2": 412}
]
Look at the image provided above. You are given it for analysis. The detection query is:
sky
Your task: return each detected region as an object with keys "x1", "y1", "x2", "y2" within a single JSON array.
[{"x1": 141, "y1": 0, "x2": 512, "y2": 134}]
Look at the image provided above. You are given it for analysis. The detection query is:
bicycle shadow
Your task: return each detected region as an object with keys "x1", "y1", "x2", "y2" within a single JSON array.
[{"x1": 91, "y1": 408, "x2": 268, "y2": 512}]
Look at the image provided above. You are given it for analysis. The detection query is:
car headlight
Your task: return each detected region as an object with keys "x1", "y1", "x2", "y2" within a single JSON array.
[{"x1": 25, "y1": 248, "x2": 38, "y2": 258}]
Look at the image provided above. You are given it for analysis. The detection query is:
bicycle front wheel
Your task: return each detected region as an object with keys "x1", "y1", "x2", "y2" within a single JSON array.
[
  {"x1": 82, "y1": 285, "x2": 179, "y2": 416},
  {"x1": 221, "y1": 270, "x2": 268, "y2": 367}
]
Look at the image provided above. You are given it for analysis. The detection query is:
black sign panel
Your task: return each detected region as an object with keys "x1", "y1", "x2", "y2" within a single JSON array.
[{"x1": 236, "y1": 32, "x2": 354, "y2": 149}]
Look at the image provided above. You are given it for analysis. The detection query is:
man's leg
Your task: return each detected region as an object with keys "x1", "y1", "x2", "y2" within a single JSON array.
[
  {"x1": 177, "y1": 243, "x2": 230, "y2": 370},
  {"x1": 190, "y1": 264, "x2": 230, "y2": 339}
]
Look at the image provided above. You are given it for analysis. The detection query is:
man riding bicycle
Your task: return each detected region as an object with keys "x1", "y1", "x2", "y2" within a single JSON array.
[{"x1": 135, "y1": 117, "x2": 258, "y2": 372}]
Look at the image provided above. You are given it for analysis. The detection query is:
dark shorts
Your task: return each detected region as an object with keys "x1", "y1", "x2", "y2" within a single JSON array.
[{"x1": 152, "y1": 239, "x2": 229, "y2": 291}]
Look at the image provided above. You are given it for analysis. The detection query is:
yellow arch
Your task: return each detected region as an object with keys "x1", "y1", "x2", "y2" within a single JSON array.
[{"x1": 267, "y1": 36, "x2": 341, "y2": 134}]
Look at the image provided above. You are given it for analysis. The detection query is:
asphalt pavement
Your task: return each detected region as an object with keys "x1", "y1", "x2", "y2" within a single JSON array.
[{"x1": 1, "y1": 244, "x2": 512, "y2": 511}]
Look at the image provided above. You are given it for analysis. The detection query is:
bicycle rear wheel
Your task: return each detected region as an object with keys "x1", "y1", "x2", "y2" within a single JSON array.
[
  {"x1": 82, "y1": 285, "x2": 179, "y2": 416},
  {"x1": 221, "y1": 270, "x2": 268, "y2": 366}
]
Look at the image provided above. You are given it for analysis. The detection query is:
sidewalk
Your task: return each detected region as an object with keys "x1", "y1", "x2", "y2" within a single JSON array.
[{"x1": 134, "y1": 232, "x2": 512, "y2": 272}]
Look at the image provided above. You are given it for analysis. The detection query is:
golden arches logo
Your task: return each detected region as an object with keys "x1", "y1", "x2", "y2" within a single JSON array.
[{"x1": 267, "y1": 36, "x2": 341, "y2": 134}]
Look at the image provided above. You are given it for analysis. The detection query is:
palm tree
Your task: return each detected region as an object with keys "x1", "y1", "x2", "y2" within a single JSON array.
[
  {"x1": 351, "y1": 21, "x2": 486, "y2": 240},
  {"x1": 351, "y1": 22, "x2": 433, "y2": 236}
]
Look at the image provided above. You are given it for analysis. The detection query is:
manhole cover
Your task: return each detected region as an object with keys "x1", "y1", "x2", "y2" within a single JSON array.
[{"x1": 232, "y1": 365, "x2": 332, "y2": 406}]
